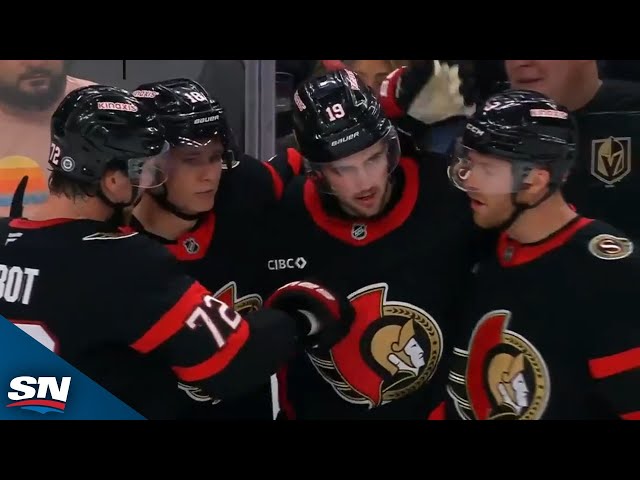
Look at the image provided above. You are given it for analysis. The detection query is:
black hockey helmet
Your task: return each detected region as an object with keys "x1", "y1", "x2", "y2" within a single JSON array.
[
  {"x1": 292, "y1": 68, "x2": 400, "y2": 189},
  {"x1": 132, "y1": 78, "x2": 235, "y2": 154},
  {"x1": 49, "y1": 85, "x2": 169, "y2": 188},
  {"x1": 449, "y1": 88, "x2": 577, "y2": 194}
]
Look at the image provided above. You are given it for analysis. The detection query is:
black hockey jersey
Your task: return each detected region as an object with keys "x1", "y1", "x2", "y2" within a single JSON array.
[
  {"x1": 130, "y1": 150, "x2": 303, "y2": 419},
  {"x1": 0, "y1": 217, "x2": 302, "y2": 420},
  {"x1": 445, "y1": 217, "x2": 640, "y2": 420},
  {"x1": 264, "y1": 155, "x2": 489, "y2": 419},
  {"x1": 563, "y1": 81, "x2": 640, "y2": 241}
]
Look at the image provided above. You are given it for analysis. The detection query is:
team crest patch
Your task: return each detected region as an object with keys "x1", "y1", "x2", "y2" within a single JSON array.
[
  {"x1": 588, "y1": 234, "x2": 633, "y2": 260},
  {"x1": 591, "y1": 136, "x2": 632, "y2": 186},
  {"x1": 307, "y1": 282, "x2": 443, "y2": 409},
  {"x1": 447, "y1": 309, "x2": 550, "y2": 420}
]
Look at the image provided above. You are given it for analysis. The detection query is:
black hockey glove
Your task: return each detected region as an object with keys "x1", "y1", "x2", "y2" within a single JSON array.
[{"x1": 265, "y1": 281, "x2": 355, "y2": 351}]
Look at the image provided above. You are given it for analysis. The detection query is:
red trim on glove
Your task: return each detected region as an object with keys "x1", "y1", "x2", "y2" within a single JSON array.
[
  {"x1": 379, "y1": 67, "x2": 407, "y2": 120},
  {"x1": 266, "y1": 281, "x2": 341, "y2": 320}
]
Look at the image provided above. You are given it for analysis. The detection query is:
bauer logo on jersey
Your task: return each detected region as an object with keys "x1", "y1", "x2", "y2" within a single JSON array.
[
  {"x1": 307, "y1": 283, "x2": 442, "y2": 409},
  {"x1": 6, "y1": 376, "x2": 71, "y2": 414},
  {"x1": 588, "y1": 233, "x2": 634, "y2": 260},
  {"x1": 447, "y1": 310, "x2": 550, "y2": 420},
  {"x1": 591, "y1": 136, "x2": 632, "y2": 186}
]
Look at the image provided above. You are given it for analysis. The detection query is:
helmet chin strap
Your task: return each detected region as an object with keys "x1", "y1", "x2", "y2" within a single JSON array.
[
  {"x1": 97, "y1": 188, "x2": 137, "y2": 230},
  {"x1": 148, "y1": 185, "x2": 207, "y2": 221},
  {"x1": 497, "y1": 187, "x2": 557, "y2": 232}
]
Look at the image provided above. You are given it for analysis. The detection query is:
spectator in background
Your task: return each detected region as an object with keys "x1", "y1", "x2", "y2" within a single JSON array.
[
  {"x1": 341, "y1": 60, "x2": 397, "y2": 95},
  {"x1": 504, "y1": 60, "x2": 640, "y2": 240},
  {"x1": 472, "y1": 60, "x2": 508, "y2": 102},
  {"x1": 0, "y1": 60, "x2": 94, "y2": 217},
  {"x1": 597, "y1": 60, "x2": 640, "y2": 84}
]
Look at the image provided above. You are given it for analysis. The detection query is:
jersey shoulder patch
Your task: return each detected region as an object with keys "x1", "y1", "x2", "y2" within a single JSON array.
[{"x1": 587, "y1": 233, "x2": 634, "y2": 261}]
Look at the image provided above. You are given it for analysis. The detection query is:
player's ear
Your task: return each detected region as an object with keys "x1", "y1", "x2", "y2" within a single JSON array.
[
  {"x1": 525, "y1": 167, "x2": 551, "y2": 196},
  {"x1": 100, "y1": 168, "x2": 130, "y2": 203}
]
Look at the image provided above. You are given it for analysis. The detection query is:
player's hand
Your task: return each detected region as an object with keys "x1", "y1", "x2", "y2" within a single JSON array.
[
  {"x1": 265, "y1": 281, "x2": 355, "y2": 351},
  {"x1": 380, "y1": 60, "x2": 476, "y2": 126}
]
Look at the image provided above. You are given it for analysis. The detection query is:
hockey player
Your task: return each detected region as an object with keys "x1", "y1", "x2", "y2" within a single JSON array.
[
  {"x1": 263, "y1": 69, "x2": 489, "y2": 419},
  {"x1": 0, "y1": 85, "x2": 354, "y2": 420},
  {"x1": 444, "y1": 89, "x2": 640, "y2": 420},
  {"x1": 127, "y1": 78, "x2": 304, "y2": 419}
]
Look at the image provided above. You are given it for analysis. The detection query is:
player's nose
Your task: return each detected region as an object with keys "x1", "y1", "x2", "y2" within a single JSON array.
[{"x1": 201, "y1": 163, "x2": 221, "y2": 182}]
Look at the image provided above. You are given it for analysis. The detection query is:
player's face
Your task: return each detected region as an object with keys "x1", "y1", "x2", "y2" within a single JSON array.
[
  {"x1": 322, "y1": 139, "x2": 391, "y2": 218},
  {"x1": 164, "y1": 139, "x2": 224, "y2": 214},
  {"x1": 505, "y1": 60, "x2": 590, "y2": 108},
  {"x1": 0, "y1": 60, "x2": 67, "y2": 111},
  {"x1": 459, "y1": 151, "x2": 518, "y2": 229}
]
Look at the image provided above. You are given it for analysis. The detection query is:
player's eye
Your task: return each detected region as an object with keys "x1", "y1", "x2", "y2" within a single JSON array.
[{"x1": 367, "y1": 153, "x2": 385, "y2": 164}]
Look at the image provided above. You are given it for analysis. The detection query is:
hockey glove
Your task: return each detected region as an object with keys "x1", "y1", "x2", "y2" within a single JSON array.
[
  {"x1": 379, "y1": 60, "x2": 476, "y2": 126},
  {"x1": 265, "y1": 281, "x2": 355, "y2": 351}
]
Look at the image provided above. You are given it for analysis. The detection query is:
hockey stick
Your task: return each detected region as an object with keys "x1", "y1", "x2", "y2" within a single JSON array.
[{"x1": 9, "y1": 175, "x2": 29, "y2": 219}]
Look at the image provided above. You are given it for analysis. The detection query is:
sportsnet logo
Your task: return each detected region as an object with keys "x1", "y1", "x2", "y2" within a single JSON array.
[{"x1": 6, "y1": 376, "x2": 71, "y2": 414}]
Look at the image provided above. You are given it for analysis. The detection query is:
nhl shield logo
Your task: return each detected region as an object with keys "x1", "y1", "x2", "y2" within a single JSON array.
[
  {"x1": 591, "y1": 136, "x2": 632, "y2": 186},
  {"x1": 183, "y1": 237, "x2": 200, "y2": 255},
  {"x1": 351, "y1": 223, "x2": 367, "y2": 241}
]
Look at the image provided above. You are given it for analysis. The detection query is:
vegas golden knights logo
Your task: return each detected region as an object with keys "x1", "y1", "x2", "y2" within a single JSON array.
[
  {"x1": 308, "y1": 282, "x2": 443, "y2": 409},
  {"x1": 447, "y1": 310, "x2": 550, "y2": 420},
  {"x1": 591, "y1": 136, "x2": 632, "y2": 186},
  {"x1": 178, "y1": 281, "x2": 262, "y2": 404}
]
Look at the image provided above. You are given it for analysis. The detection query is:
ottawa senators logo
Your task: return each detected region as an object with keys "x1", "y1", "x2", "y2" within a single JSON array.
[
  {"x1": 448, "y1": 310, "x2": 550, "y2": 420},
  {"x1": 178, "y1": 281, "x2": 262, "y2": 404},
  {"x1": 307, "y1": 282, "x2": 442, "y2": 409},
  {"x1": 213, "y1": 281, "x2": 262, "y2": 315}
]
